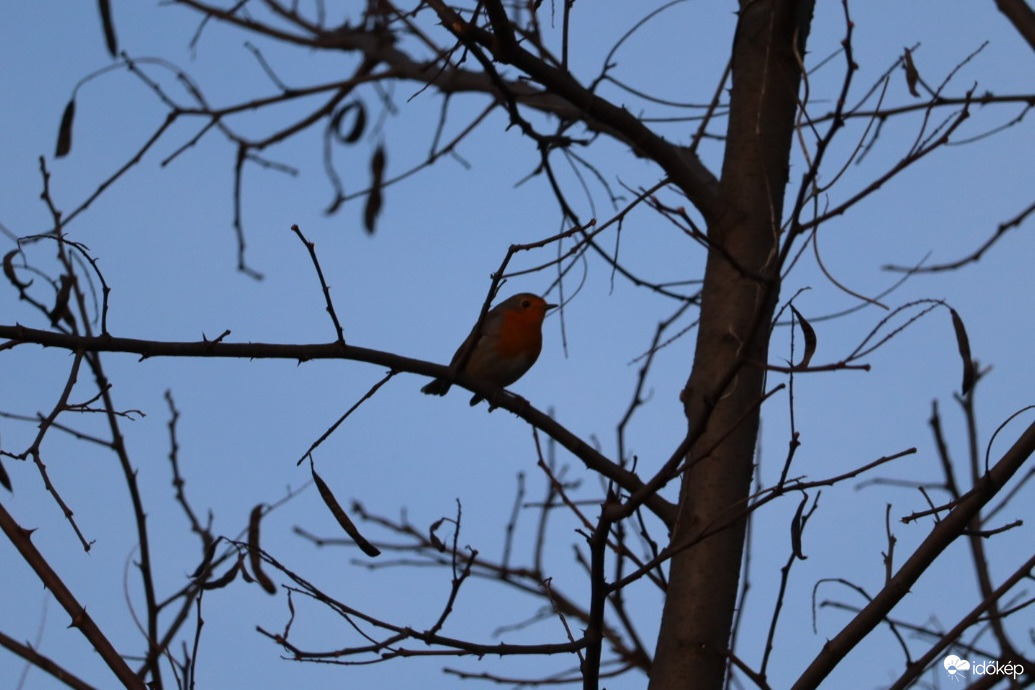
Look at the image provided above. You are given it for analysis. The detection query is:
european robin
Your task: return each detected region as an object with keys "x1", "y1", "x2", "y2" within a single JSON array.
[{"x1": 421, "y1": 292, "x2": 556, "y2": 405}]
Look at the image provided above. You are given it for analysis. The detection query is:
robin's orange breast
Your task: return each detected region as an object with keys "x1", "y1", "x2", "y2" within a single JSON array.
[{"x1": 493, "y1": 309, "x2": 544, "y2": 360}]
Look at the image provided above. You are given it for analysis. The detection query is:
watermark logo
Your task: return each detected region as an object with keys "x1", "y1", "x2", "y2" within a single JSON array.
[
  {"x1": 943, "y1": 655, "x2": 970, "y2": 681},
  {"x1": 943, "y1": 655, "x2": 1024, "y2": 682}
]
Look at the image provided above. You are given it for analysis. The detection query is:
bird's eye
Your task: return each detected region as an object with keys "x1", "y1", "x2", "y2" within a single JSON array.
[{"x1": 521, "y1": 299, "x2": 532, "y2": 308}]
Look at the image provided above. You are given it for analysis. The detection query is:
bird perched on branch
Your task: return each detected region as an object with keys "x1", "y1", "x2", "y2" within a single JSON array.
[{"x1": 421, "y1": 292, "x2": 556, "y2": 406}]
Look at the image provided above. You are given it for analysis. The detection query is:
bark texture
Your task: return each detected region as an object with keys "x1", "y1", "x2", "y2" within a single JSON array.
[{"x1": 648, "y1": 2, "x2": 814, "y2": 688}]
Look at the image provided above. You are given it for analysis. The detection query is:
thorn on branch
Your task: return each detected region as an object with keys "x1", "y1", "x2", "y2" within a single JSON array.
[{"x1": 202, "y1": 329, "x2": 231, "y2": 348}]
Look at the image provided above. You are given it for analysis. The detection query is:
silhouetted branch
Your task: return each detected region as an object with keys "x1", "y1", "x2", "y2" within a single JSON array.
[
  {"x1": 996, "y1": 0, "x2": 1035, "y2": 51},
  {"x1": 0, "y1": 502, "x2": 143, "y2": 689},
  {"x1": 793, "y1": 419, "x2": 1035, "y2": 689}
]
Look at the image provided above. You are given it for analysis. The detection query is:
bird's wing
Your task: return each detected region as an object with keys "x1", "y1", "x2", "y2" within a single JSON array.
[{"x1": 447, "y1": 309, "x2": 502, "y2": 369}]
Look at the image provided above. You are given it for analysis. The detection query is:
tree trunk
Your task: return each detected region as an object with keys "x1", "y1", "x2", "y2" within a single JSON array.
[{"x1": 649, "y1": 2, "x2": 814, "y2": 688}]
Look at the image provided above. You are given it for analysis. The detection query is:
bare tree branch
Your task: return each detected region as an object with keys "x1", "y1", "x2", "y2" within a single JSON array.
[{"x1": 996, "y1": 0, "x2": 1035, "y2": 52}]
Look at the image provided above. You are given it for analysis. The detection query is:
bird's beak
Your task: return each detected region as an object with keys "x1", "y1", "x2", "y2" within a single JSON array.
[{"x1": 546, "y1": 302, "x2": 559, "y2": 310}]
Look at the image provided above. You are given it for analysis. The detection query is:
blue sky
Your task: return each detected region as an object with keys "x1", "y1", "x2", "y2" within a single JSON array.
[{"x1": 2, "y1": 2, "x2": 1034, "y2": 689}]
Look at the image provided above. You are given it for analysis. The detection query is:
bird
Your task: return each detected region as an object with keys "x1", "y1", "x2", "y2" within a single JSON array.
[{"x1": 421, "y1": 292, "x2": 556, "y2": 405}]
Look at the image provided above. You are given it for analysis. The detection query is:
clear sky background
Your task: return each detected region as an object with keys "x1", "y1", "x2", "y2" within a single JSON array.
[{"x1": 2, "y1": 2, "x2": 1034, "y2": 689}]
